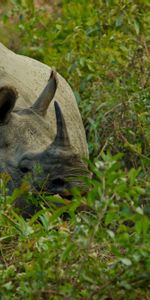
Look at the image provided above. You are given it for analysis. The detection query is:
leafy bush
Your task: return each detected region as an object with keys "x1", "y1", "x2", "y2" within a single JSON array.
[
  {"x1": 1, "y1": 0, "x2": 150, "y2": 159},
  {"x1": 0, "y1": 1, "x2": 150, "y2": 299},
  {"x1": 0, "y1": 154, "x2": 150, "y2": 299}
]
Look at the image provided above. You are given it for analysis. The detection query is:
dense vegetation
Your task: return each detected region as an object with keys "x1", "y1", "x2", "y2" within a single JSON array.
[{"x1": 0, "y1": 0, "x2": 150, "y2": 299}]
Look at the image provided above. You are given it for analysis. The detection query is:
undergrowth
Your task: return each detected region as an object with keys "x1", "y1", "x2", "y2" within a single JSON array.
[
  {"x1": 0, "y1": 0, "x2": 150, "y2": 299},
  {"x1": 0, "y1": 153, "x2": 150, "y2": 299}
]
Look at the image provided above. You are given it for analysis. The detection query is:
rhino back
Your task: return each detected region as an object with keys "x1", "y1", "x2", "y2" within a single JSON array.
[{"x1": 0, "y1": 43, "x2": 88, "y2": 157}]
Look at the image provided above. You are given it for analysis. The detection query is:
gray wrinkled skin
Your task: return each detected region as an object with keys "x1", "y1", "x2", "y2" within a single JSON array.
[{"x1": 0, "y1": 43, "x2": 89, "y2": 217}]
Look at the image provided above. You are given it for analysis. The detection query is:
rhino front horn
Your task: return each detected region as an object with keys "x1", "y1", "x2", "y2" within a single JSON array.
[
  {"x1": 31, "y1": 69, "x2": 57, "y2": 116},
  {"x1": 53, "y1": 101, "x2": 70, "y2": 147}
]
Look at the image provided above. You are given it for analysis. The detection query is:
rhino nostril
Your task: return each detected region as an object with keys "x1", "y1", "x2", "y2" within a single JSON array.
[
  {"x1": 51, "y1": 177, "x2": 66, "y2": 188},
  {"x1": 19, "y1": 156, "x2": 33, "y2": 174}
]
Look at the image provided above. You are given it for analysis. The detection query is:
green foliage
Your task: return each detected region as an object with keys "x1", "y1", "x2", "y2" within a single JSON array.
[
  {"x1": 0, "y1": 0, "x2": 149, "y2": 160},
  {"x1": 0, "y1": 154, "x2": 150, "y2": 299},
  {"x1": 0, "y1": 1, "x2": 150, "y2": 299}
]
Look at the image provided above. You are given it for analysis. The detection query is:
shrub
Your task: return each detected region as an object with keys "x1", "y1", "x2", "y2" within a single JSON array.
[{"x1": 0, "y1": 1, "x2": 149, "y2": 299}]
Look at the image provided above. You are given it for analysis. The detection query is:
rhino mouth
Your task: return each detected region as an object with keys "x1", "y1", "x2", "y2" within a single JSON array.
[
  {"x1": 13, "y1": 176, "x2": 88, "y2": 219},
  {"x1": 31, "y1": 175, "x2": 88, "y2": 199}
]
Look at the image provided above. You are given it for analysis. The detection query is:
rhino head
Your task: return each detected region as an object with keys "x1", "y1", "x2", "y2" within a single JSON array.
[{"x1": 0, "y1": 71, "x2": 89, "y2": 216}]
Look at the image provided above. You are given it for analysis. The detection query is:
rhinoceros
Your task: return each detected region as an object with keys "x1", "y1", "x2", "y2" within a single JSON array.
[{"x1": 0, "y1": 43, "x2": 89, "y2": 216}]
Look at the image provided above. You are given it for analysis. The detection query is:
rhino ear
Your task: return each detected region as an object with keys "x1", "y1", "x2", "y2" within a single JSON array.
[
  {"x1": 53, "y1": 101, "x2": 70, "y2": 148},
  {"x1": 31, "y1": 69, "x2": 57, "y2": 116},
  {"x1": 0, "y1": 86, "x2": 17, "y2": 124}
]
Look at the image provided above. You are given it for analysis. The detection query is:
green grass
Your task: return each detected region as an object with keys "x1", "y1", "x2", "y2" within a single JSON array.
[
  {"x1": 0, "y1": 1, "x2": 150, "y2": 299},
  {"x1": 1, "y1": 154, "x2": 150, "y2": 299}
]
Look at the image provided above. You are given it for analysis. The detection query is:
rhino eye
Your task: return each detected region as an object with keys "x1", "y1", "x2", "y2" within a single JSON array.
[{"x1": 20, "y1": 166, "x2": 30, "y2": 174}]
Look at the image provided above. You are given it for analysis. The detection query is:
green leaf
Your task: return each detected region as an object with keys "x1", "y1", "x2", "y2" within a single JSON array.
[
  {"x1": 115, "y1": 15, "x2": 124, "y2": 27},
  {"x1": 134, "y1": 19, "x2": 140, "y2": 35},
  {"x1": 61, "y1": 243, "x2": 75, "y2": 261},
  {"x1": 107, "y1": 229, "x2": 115, "y2": 238},
  {"x1": 135, "y1": 216, "x2": 149, "y2": 235},
  {"x1": 135, "y1": 207, "x2": 143, "y2": 215},
  {"x1": 120, "y1": 258, "x2": 132, "y2": 266}
]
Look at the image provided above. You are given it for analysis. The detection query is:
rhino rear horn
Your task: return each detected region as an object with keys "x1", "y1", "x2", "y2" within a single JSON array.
[
  {"x1": 53, "y1": 101, "x2": 70, "y2": 147},
  {"x1": 31, "y1": 69, "x2": 57, "y2": 116},
  {"x1": 0, "y1": 86, "x2": 17, "y2": 124}
]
